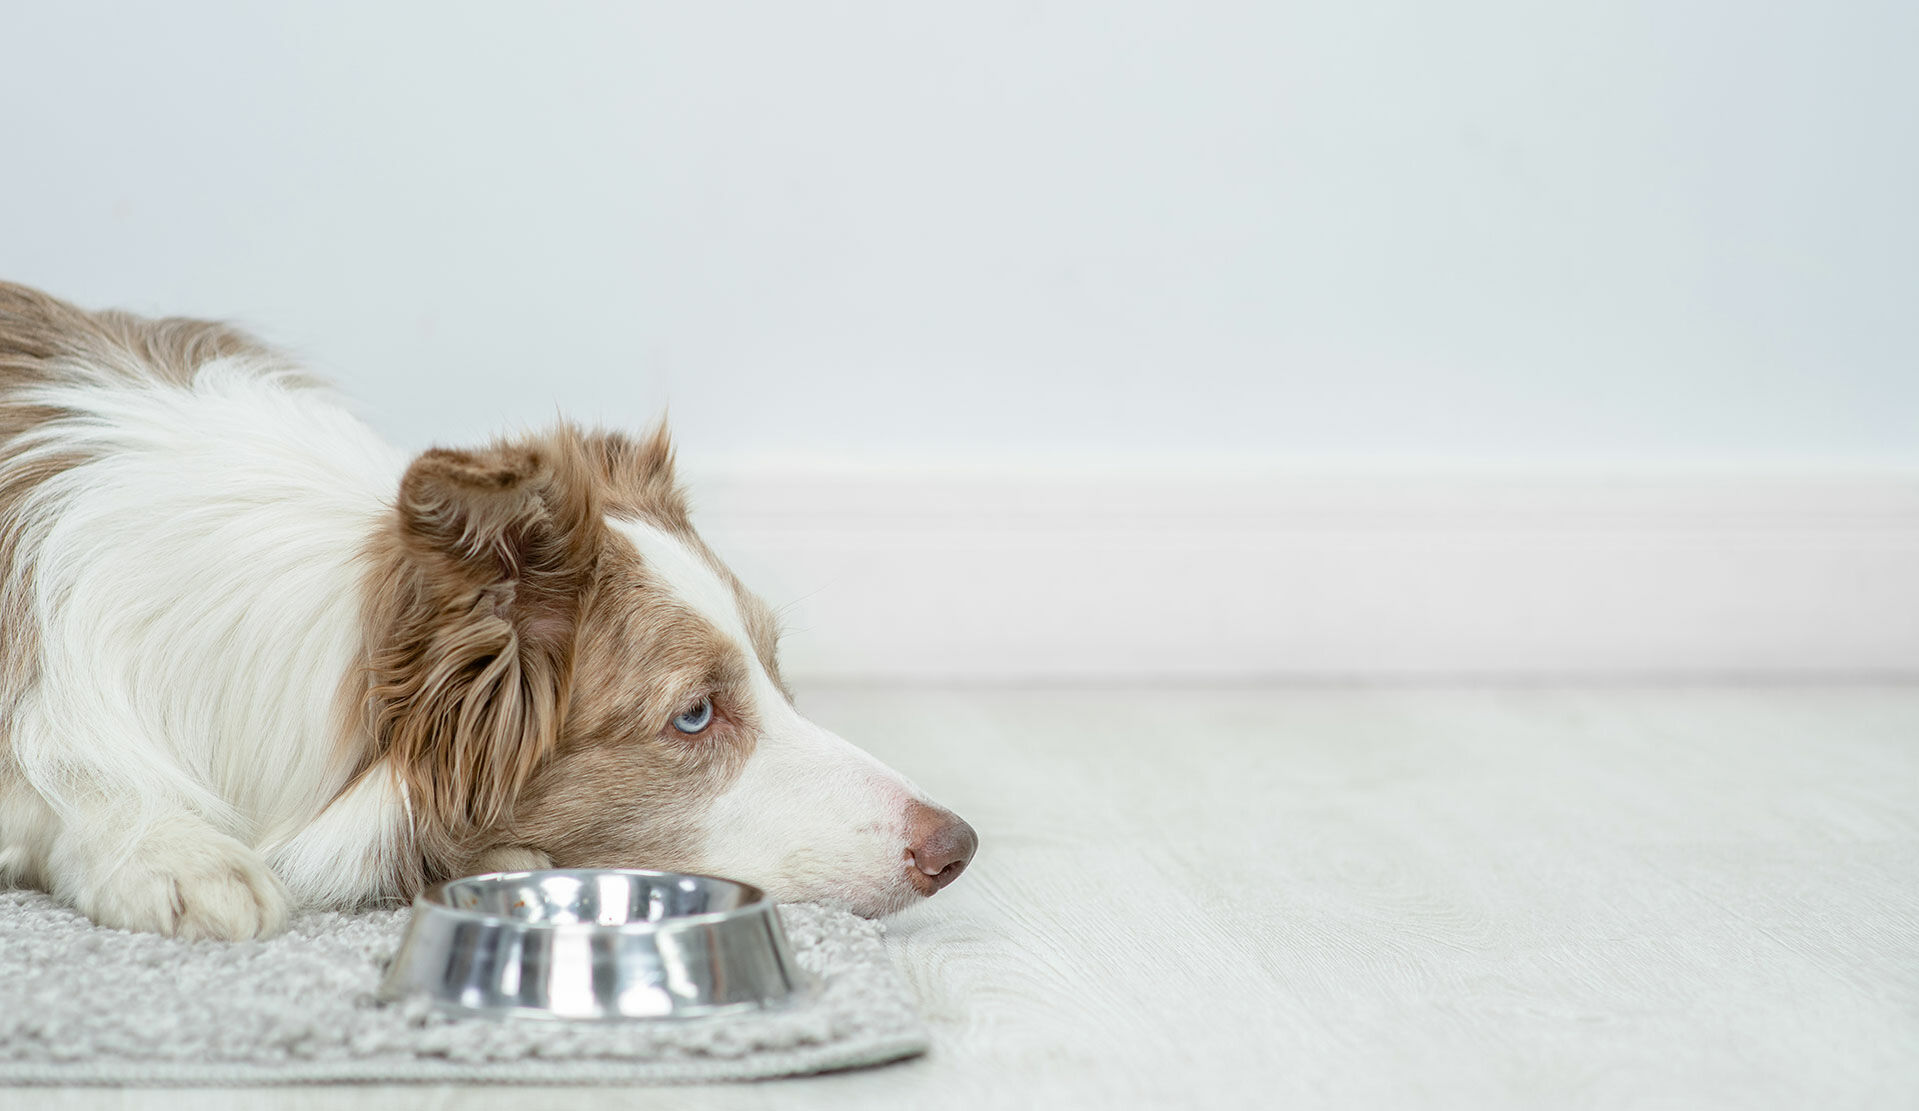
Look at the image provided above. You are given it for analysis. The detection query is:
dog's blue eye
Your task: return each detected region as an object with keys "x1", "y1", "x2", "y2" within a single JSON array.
[{"x1": 671, "y1": 696, "x2": 714, "y2": 735}]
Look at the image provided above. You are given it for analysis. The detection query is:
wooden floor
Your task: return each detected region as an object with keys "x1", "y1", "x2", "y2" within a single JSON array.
[{"x1": 33, "y1": 684, "x2": 1919, "y2": 1109}]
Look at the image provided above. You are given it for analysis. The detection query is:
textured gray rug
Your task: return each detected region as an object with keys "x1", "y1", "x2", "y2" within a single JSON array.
[{"x1": 0, "y1": 889, "x2": 928, "y2": 1085}]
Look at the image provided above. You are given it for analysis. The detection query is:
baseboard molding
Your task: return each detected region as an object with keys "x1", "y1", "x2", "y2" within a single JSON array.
[{"x1": 684, "y1": 467, "x2": 1919, "y2": 681}]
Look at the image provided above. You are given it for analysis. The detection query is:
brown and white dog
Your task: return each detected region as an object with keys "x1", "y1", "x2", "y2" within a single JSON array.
[{"x1": 0, "y1": 282, "x2": 975, "y2": 940}]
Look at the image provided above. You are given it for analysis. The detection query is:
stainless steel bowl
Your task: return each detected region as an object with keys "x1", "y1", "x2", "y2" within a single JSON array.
[{"x1": 378, "y1": 869, "x2": 812, "y2": 1020}]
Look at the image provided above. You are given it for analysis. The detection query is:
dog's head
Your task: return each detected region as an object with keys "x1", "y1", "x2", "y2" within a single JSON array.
[{"x1": 363, "y1": 424, "x2": 975, "y2": 916}]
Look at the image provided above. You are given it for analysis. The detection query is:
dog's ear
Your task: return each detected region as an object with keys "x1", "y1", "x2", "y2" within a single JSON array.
[
  {"x1": 582, "y1": 423, "x2": 688, "y2": 522},
  {"x1": 371, "y1": 438, "x2": 603, "y2": 844}
]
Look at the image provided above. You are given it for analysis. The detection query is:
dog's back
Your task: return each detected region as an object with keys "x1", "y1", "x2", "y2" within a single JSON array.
[{"x1": 0, "y1": 281, "x2": 278, "y2": 387}]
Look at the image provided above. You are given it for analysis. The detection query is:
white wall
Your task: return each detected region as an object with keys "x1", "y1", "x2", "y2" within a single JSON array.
[
  {"x1": 4, "y1": 2, "x2": 1916, "y2": 678},
  {"x1": 2, "y1": 1, "x2": 1914, "y2": 468}
]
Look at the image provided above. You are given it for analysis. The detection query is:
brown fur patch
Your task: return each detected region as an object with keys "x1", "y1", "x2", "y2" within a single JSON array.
[
  {"x1": 358, "y1": 423, "x2": 768, "y2": 885},
  {"x1": 580, "y1": 425, "x2": 691, "y2": 524},
  {"x1": 579, "y1": 425, "x2": 785, "y2": 685},
  {"x1": 500, "y1": 524, "x2": 760, "y2": 871},
  {"x1": 714, "y1": 545, "x2": 788, "y2": 695},
  {"x1": 0, "y1": 280, "x2": 289, "y2": 387},
  {"x1": 359, "y1": 429, "x2": 605, "y2": 882}
]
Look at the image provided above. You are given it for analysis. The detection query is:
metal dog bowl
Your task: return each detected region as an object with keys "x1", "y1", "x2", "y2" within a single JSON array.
[{"x1": 378, "y1": 869, "x2": 811, "y2": 1020}]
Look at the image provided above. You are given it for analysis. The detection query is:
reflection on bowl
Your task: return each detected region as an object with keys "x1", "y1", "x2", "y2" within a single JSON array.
[{"x1": 378, "y1": 869, "x2": 812, "y2": 1021}]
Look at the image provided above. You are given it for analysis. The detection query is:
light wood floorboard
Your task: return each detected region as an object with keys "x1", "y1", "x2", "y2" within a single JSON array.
[{"x1": 25, "y1": 685, "x2": 1919, "y2": 1109}]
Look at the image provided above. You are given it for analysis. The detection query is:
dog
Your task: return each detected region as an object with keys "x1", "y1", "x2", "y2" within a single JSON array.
[{"x1": 0, "y1": 282, "x2": 976, "y2": 940}]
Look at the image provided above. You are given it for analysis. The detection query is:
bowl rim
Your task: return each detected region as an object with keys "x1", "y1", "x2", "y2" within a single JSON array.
[{"x1": 414, "y1": 867, "x2": 778, "y2": 933}]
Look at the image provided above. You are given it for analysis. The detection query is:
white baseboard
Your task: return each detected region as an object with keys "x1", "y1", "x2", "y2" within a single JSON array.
[{"x1": 685, "y1": 467, "x2": 1919, "y2": 681}]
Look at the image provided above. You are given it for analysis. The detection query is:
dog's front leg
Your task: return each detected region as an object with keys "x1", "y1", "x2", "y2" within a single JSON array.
[{"x1": 46, "y1": 807, "x2": 289, "y2": 941}]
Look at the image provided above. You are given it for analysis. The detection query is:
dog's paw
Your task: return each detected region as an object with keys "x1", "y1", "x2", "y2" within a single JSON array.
[{"x1": 77, "y1": 825, "x2": 290, "y2": 941}]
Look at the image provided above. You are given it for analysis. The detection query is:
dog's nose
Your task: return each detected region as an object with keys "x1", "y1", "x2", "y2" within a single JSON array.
[{"x1": 904, "y1": 801, "x2": 978, "y2": 894}]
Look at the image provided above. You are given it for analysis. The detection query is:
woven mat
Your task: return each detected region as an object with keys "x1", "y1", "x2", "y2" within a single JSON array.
[{"x1": 0, "y1": 890, "x2": 927, "y2": 1085}]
